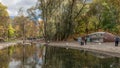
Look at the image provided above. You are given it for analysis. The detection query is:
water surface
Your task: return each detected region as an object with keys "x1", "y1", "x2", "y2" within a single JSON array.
[{"x1": 0, "y1": 44, "x2": 120, "y2": 68}]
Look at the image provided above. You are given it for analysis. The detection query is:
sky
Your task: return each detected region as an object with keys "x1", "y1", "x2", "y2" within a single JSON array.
[{"x1": 0, "y1": 0, "x2": 38, "y2": 16}]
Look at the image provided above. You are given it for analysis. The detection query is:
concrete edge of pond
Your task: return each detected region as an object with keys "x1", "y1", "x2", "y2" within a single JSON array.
[
  {"x1": 0, "y1": 41, "x2": 23, "y2": 50},
  {"x1": 44, "y1": 42, "x2": 120, "y2": 58},
  {"x1": 1, "y1": 41, "x2": 120, "y2": 58},
  {"x1": 0, "y1": 40, "x2": 41, "y2": 50},
  {"x1": 0, "y1": 43, "x2": 16, "y2": 50}
]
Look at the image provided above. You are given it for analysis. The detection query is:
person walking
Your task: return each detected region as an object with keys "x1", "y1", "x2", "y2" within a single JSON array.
[{"x1": 115, "y1": 36, "x2": 119, "y2": 46}]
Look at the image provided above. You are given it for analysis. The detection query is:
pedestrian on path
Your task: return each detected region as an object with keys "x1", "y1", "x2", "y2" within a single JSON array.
[
  {"x1": 81, "y1": 37, "x2": 84, "y2": 45},
  {"x1": 115, "y1": 36, "x2": 119, "y2": 46},
  {"x1": 84, "y1": 37, "x2": 87, "y2": 45},
  {"x1": 78, "y1": 37, "x2": 81, "y2": 44}
]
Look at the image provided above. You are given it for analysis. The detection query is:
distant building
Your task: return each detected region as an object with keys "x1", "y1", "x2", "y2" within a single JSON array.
[{"x1": 86, "y1": 32, "x2": 115, "y2": 42}]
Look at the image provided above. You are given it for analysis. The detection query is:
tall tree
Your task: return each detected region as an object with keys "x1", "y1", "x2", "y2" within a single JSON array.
[
  {"x1": 37, "y1": 0, "x2": 87, "y2": 41},
  {"x1": 0, "y1": 3, "x2": 9, "y2": 39}
]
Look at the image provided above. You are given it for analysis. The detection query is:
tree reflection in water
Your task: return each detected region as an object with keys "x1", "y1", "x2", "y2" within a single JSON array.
[
  {"x1": 43, "y1": 46, "x2": 120, "y2": 68},
  {"x1": 0, "y1": 44, "x2": 120, "y2": 68},
  {"x1": 0, "y1": 44, "x2": 45, "y2": 68}
]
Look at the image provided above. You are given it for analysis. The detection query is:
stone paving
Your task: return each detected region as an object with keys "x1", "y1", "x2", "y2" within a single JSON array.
[{"x1": 48, "y1": 42, "x2": 120, "y2": 57}]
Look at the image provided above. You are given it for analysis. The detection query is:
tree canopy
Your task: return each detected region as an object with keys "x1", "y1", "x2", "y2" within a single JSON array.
[
  {"x1": 0, "y1": 3, "x2": 9, "y2": 39},
  {"x1": 1, "y1": 0, "x2": 120, "y2": 41}
]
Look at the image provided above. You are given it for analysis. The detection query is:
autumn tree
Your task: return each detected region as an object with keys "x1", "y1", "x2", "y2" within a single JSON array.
[
  {"x1": 13, "y1": 16, "x2": 26, "y2": 38},
  {"x1": 29, "y1": 0, "x2": 120, "y2": 41},
  {"x1": 0, "y1": 3, "x2": 9, "y2": 39},
  {"x1": 36, "y1": 0, "x2": 87, "y2": 41},
  {"x1": 27, "y1": 6, "x2": 42, "y2": 38},
  {"x1": 25, "y1": 20, "x2": 39, "y2": 38}
]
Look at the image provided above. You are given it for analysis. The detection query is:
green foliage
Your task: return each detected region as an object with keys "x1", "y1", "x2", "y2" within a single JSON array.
[
  {"x1": 100, "y1": 1, "x2": 118, "y2": 32},
  {"x1": 8, "y1": 24, "x2": 15, "y2": 38},
  {"x1": 8, "y1": 45, "x2": 15, "y2": 56},
  {"x1": 74, "y1": 0, "x2": 120, "y2": 35}
]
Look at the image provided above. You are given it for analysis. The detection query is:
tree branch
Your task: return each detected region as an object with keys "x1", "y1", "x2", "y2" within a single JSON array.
[{"x1": 74, "y1": 0, "x2": 86, "y2": 19}]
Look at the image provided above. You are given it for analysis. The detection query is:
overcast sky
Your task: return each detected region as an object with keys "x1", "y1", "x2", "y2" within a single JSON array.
[{"x1": 0, "y1": 0, "x2": 37, "y2": 16}]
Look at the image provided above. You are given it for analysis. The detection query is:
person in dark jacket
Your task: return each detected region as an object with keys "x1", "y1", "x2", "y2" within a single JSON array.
[
  {"x1": 115, "y1": 36, "x2": 119, "y2": 46},
  {"x1": 81, "y1": 37, "x2": 85, "y2": 45}
]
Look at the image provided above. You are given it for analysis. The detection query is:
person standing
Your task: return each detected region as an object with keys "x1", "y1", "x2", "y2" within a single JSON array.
[
  {"x1": 81, "y1": 37, "x2": 85, "y2": 45},
  {"x1": 78, "y1": 37, "x2": 81, "y2": 45},
  {"x1": 84, "y1": 37, "x2": 87, "y2": 45},
  {"x1": 115, "y1": 36, "x2": 119, "y2": 46}
]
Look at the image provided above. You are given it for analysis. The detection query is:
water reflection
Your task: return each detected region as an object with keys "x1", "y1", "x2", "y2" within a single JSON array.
[
  {"x1": 0, "y1": 44, "x2": 120, "y2": 68},
  {"x1": 9, "y1": 59, "x2": 21, "y2": 68},
  {"x1": 0, "y1": 44, "x2": 45, "y2": 68},
  {"x1": 43, "y1": 46, "x2": 120, "y2": 68}
]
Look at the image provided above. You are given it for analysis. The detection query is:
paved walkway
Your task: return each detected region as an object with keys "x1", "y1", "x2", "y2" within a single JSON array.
[
  {"x1": 0, "y1": 41, "x2": 22, "y2": 50},
  {"x1": 48, "y1": 42, "x2": 120, "y2": 57}
]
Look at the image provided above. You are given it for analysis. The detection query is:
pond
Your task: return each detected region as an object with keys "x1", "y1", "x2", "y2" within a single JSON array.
[{"x1": 0, "y1": 44, "x2": 120, "y2": 68}]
